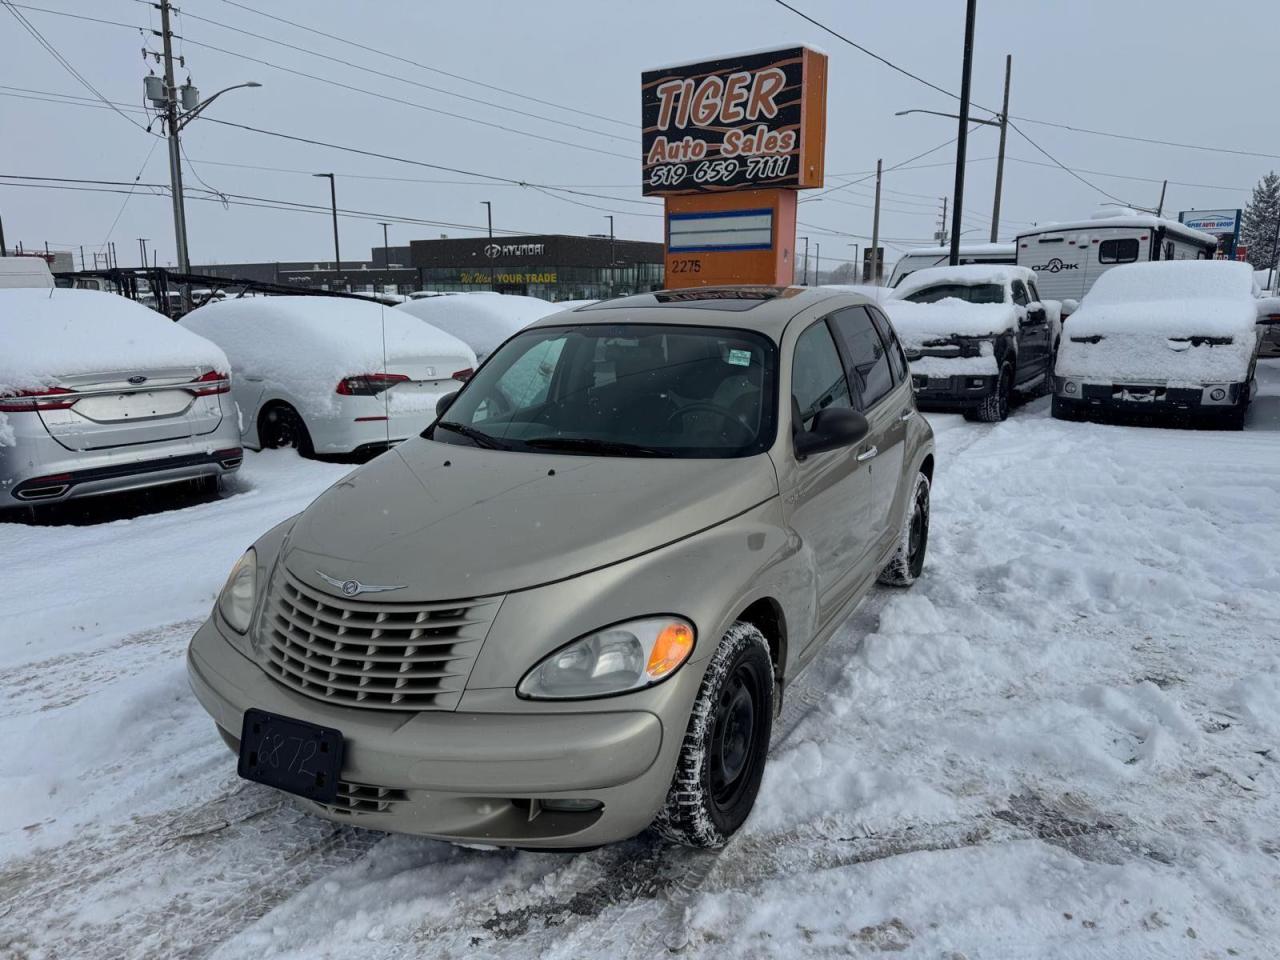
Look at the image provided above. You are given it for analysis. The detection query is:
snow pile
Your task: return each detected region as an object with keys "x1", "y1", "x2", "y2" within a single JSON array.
[
  {"x1": 0, "y1": 288, "x2": 228, "y2": 396},
  {"x1": 879, "y1": 299, "x2": 1016, "y2": 348},
  {"x1": 181, "y1": 296, "x2": 475, "y2": 414},
  {"x1": 395, "y1": 292, "x2": 561, "y2": 359},
  {"x1": 893, "y1": 263, "x2": 1035, "y2": 300},
  {"x1": 1057, "y1": 261, "x2": 1259, "y2": 382}
]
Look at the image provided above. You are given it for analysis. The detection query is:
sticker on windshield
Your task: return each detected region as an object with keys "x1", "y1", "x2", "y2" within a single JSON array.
[{"x1": 727, "y1": 349, "x2": 752, "y2": 367}]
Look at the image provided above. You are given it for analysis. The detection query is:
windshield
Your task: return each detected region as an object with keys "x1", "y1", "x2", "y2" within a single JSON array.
[
  {"x1": 427, "y1": 323, "x2": 778, "y2": 458},
  {"x1": 903, "y1": 282, "x2": 1005, "y2": 305}
]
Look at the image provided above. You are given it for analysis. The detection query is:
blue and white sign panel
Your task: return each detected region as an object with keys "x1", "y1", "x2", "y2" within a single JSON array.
[
  {"x1": 1178, "y1": 209, "x2": 1240, "y2": 236},
  {"x1": 668, "y1": 208, "x2": 774, "y2": 253}
]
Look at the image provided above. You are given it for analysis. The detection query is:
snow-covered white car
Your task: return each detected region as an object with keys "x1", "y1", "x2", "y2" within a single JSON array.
[
  {"x1": 0, "y1": 256, "x2": 55, "y2": 289},
  {"x1": 1256, "y1": 295, "x2": 1280, "y2": 359},
  {"x1": 1052, "y1": 260, "x2": 1263, "y2": 429},
  {"x1": 881, "y1": 265, "x2": 1061, "y2": 422},
  {"x1": 396, "y1": 291, "x2": 561, "y2": 361},
  {"x1": 182, "y1": 296, "x2": 476, "y2": 458},
  {"x1": 1, "y1": 288, "x2": 242, "y2": 505}
]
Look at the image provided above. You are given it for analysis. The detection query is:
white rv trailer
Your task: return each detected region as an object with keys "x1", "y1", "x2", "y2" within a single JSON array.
[
  {"x1": 887, "y1": 242, "x2": 1016, "y2": 288},
  {"x1": 1014, "y1": 211, "x2": 1216, "y2": 302}
]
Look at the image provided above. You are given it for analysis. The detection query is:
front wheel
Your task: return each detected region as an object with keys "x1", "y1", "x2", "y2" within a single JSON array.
[
  {"x1": 654, "y1": 623, "x2": 774, "y2": 848},
  {"x1": 878, "y1": 471, "x2": 930, "y2": 587},
  {"x1": 967, "y1": 363, "x2": 1012, "y2": 422}
]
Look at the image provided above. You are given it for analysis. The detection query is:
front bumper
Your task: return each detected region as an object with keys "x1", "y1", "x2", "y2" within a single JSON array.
[
  {"x1": 1053, "y1": 376, "x2": 1246, "y2": 414},
  {"x1": 0, "y1": 416, "x2": 243, "y2": 504},
  {"x1": 910, "y1": 372, "x2": 998, "y2": 410},
  {"x1": 186, "y1": 616, "x2": 687, "y2": 848}
]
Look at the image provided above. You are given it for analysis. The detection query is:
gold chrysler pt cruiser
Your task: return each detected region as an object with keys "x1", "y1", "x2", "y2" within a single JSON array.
[{"x1": 187, "y1": 286, "x2": 935, "y2": 849}]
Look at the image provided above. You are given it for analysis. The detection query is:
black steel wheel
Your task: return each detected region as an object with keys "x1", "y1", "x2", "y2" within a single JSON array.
[
  {"x1": 654, "y1": 622, "x2": 774, "y2": 848},
  {"x1": 878, "y1": 471, "x2": 930, "y2": 587}
]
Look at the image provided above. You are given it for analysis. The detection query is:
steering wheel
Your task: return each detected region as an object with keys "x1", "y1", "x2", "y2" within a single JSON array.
[{"x1": 665, "y1": 401, "x2": 756, "y2": 443}]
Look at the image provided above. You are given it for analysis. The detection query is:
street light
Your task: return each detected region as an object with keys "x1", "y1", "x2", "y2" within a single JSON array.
[
  {"x1": 313, "y1": 174, "x2": 340, "y2": 267},
  {"x1": 378, "y1": 221, "x2": 392, "y2": 267},
  {"x1": 481, "y1": 201, "x2": 494, "y2": 291},
  {"x1": 605, "y1": 215, "x2": 615, "y2": 295}
]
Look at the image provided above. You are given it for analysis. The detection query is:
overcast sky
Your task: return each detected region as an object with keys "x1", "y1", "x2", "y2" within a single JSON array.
[{"x1": 2, "y1": 0, "x2": 1277, "y2": 269}]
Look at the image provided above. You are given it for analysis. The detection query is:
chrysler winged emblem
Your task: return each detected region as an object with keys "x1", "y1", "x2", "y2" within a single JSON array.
[{"x1": 316, "y1": 570, "x2": 406, "y2": 597}]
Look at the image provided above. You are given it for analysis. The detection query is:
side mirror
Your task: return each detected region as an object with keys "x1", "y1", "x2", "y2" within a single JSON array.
[
  {"x1": 435, "y1": 391, "x2": 459, "y2": 419},
  {"x1": 1061, "y1": 298, "x2": 1079, "y2": 319},
  {"x1": 794, "y1": 407, "x2": 869, "y2": 460}
]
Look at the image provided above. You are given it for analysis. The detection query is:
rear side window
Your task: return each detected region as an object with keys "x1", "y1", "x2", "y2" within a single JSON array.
[
  {"x1": 1099, "y1": 238, "x2": 1140, "y2": 264},
  {"x1": 791, "y1": 321, "x2": 852, "y2": 430},
  {"x1": 829, "y1": 307, "x2": 894, "y2": 410},
  {"x1": 866, "y1": 306, "x2": 909, "y2": 384},
  {"x1": 1011, "y1": 280, "x2": 1030, "y2": 306}
]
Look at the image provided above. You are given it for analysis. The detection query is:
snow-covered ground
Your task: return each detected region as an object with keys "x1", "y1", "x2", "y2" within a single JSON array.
[{"x1": 3, "y1": 365, "x2": 1279, "y2": 959}]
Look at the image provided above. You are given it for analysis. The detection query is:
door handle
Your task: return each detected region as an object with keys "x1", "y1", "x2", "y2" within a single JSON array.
[
  {"x1": 856, "y1": 446, "x2": 878, "y2": 462},
  {"x1": 900, "y1": 408, "x2": 916, "y2": 421},
  {"x1": 243, "y1": 375, "x2": 264, "y2": 383}
]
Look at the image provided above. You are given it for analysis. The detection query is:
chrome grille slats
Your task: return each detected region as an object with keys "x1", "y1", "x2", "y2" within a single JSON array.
[{"x1": 261, "y1": 566, "x2": 500, "y2": 710}]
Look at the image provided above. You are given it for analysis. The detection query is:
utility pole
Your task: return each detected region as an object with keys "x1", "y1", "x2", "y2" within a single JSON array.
[
  {"x1": 312, "y1": 173, "x2": 339, "y2": 265},
  {"x1": 800, "y1": 236, "x2": 809, "y2": 284},
  {"x1": 937, "y1": 197, "x2": 950, "y2": 248},
  {"x1": 0, "y1": 205, "x2": 6, "y2": 256},
  {"x1": 481, "y1": 201, "x2": 494, "y2": 291},
  {"x1": 110, "y1": 242, "x2": 119, "y2": 270},
  {"x1": 990, "y1": 54, "x2": 1011, "y2": 243},
  {"x1": 1269, "y1": 204, "x2": 1280, "y2": 292},
  {"x1": 377, "y1": 221, "x2": 391, "y2": 266},
  {"x1": 79, "y1": 245, "x2": 85, "y2": 269},
  {"x1": 815, "y1": 242, "x2": 821, "y2": 285},
  {"x1": 605, "y1": 215, "x2": 616, "y2": 296},
  {"x1": 1156, "y1": 179, "x2": 1168, "y2": 218},
  {"x1": 871, "y1": 158, "x2": 883, "y2": 283},
  {"x1": 950, "y1": 0, "x2": 978, "y2": 266},
  {"x1": 158, "y1": 0, "x2": 189, "y2": 283}
]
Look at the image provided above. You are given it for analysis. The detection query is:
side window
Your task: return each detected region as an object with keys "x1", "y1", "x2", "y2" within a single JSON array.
[
  {"x1": 483, "y1": 335, "x2": 565, "y2": 418},
  {"x1": 1028, "y1": 280, "x2": 1042, "y2": 303},
  {"x1": 866, "y1": 306, "x2": 909, "y2": 384},
  {"x1": 791, "y1": 320, "x2": 852, "y2": 431},
  {"x1": 829, "y1": 306, "x2": 894, "y2": 410},
  {"x1": 1099, "y1": 238, "x2": 1139, "y2": 264},
  {"x1": 1011, "y1": 280, "x2": 1030, "y2": 306}
]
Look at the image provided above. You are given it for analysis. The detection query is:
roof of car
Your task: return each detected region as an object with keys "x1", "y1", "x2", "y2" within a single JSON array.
[
  {"x1": 527, "y1": 285, "x2": 867, "y2": 337},
  {"x1": 893, "y1": 264, "x2": 1036, "y2": 297}
]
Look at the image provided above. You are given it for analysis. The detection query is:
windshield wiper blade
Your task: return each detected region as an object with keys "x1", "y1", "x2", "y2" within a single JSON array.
[
  {"x1": 523, "y1": 436, "x2": 674, "y2": 458},
  {"x1": 435, "y1": 421, "x2": 509, "y2": 450}
]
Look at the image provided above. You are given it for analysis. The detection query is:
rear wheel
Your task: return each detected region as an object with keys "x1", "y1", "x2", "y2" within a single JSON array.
[
  {"x1": 967, "y1": 363, "x2": 1012, "y2": 422},
  {"x1": 879, "y1": 471, "x2": 930, "y2": 587},
  {"x1": 654, "y1": 623, "x2": 774, "y2": 848},
  {"x1": 259, "y1": 403, "x2": 314, "y2": 456}
]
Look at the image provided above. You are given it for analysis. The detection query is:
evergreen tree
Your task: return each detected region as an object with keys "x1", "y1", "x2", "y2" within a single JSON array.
[{"x1": 1241, "y1": 171, "x2": 1280, "y2": 270}]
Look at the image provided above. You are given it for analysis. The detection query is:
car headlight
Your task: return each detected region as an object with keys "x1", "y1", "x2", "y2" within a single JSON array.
[
  {"x1": 217, "y1": 548, "x2": 257, "y2": 634},
  {"x1": 517, "y1": 617, "x2": 696, "y2": 700}
]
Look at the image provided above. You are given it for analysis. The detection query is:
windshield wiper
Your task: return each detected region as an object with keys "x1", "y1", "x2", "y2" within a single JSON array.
[
  {"x1": 435, "y1": 421, "x2": 510, "y2": 450},
  {"x1": 523, "y1": 436, "x2": 675, "y2": 458}
]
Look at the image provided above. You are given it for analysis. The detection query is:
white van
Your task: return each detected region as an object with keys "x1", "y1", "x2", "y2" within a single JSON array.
[
  {"x1": 0, "y1": 256, "x2": 55, "y2": 289},
  {"x1": 887, "y1": 243, "x2": 1015, "y2": 289},
  {"x1": 1015, "y1": 210, "x2": 1216, "y2": 302}
]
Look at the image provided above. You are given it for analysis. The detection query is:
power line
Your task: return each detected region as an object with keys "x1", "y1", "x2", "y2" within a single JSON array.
[
  {"x1": 210, "y1": 0, "x2": 631, "y2": 129},
  {"x1": 97, "y1": 138, "x2": 162, "y2": 253},
  {"x1": 1006, "y1": 120, "x2": 1133, "y2": 207}
]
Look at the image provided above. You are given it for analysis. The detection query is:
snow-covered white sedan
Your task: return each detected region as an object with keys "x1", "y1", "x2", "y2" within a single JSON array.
[
  {"x1": 395, "y1": 291, "x2": 561, "y2": 361},
  {"x1": 881, "y1": 265, "x2": 1061, "y2": 422},
  {"x1": 182, "y1": 296, "x2": 475, "y2": 458},
  {"x1": 1, "y1": 288, "x2": 242, "y2": 505},
  {"x1": 1052, "y1": 260, "x2": 1262, "y2": 429}
]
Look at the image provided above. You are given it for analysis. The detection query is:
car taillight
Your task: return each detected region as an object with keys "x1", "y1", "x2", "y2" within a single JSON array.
[
  {"x1": 190, "y1": 370, "x2": 231, "y2": 396},
  {"x1": 336, "y1": 373, "x2": 410, "y2": 396},
  {"x1": 0, "y1": 387, "x2": 77, "y2": 411},
  {"x1": 451, "y1": 367, "x2": 474, "y2": 382}
]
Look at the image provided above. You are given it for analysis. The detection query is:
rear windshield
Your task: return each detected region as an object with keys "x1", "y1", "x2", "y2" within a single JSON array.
[
  {"x1": 427, "y1": 323, "x2": 778, "y2": 459},
  {"x1": 902, "y1": 282, "x2": 1005, "y2": 305}
]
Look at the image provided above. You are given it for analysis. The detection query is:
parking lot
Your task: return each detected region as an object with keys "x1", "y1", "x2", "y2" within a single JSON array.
[{"x1": 1, "y1": 362, "x2": 1277, "y2": 958}]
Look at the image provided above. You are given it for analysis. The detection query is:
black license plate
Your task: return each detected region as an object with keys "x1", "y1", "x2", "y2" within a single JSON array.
[{"x1": 238, "y1": 708, "x2": 344, "y2": 804}]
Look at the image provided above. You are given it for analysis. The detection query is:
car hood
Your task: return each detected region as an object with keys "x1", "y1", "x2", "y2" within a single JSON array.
[{"x1": 281, "y1": 437, "x2": 779, "y2": 600}]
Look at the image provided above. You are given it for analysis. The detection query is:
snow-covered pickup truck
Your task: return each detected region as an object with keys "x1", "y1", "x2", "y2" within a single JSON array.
[
  {"x1": 881, "y1": 265, "x2": 1062, "y2": 422},
  {"x1": 1052, "y1": 260, "x2": 1262, "y2": 429}
]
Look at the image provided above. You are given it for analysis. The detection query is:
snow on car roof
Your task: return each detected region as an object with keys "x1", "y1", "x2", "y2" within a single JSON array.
[
  {"x1": 1067, "y1": 261, "x2": 1259, "y2": 339},
  {"x1": 181, "y1": 296, "x2": 475, "y2": 411},
  {"x1": 893, "y1": 242, "x2": 1016, "y2": 259},
  {"x1": 892, "y1": 264, "x2": 1036, "y2": 299},
  {"x1": 1016, "y1": 213, "x2": 1216, "y2": 245},
  {"x1": 395, "y1": 292, "x2": 562, "y2": 358},
  {"x1": 0, "y1": 288, "x2": 227, "y2": 394},
  {"x1": 879, "y1": 299, "x2": 1017, "y2": 346}
]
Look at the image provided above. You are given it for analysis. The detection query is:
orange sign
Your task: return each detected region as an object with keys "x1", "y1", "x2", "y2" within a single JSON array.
[{"x1": 641, "y1": 47, "x2": 828, "y2": 197}]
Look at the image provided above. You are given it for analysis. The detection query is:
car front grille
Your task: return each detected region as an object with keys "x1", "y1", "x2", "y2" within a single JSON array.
[
  {"x1": 261, "y1": 566, "x2": 501, "y2": 710},
  {"x1": 317, "y1": 780, "x2": 411, "y2": 817}
]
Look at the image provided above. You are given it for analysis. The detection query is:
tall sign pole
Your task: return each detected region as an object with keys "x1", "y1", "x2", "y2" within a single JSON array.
[
  {"x1": 950, "y1": 0, "x2": 978, "y2": 266},
  {"x1": 641, "y1": 47, "x2": 828, "y2": 289}
]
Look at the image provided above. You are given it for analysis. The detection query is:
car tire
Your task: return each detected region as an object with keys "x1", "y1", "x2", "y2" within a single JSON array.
[
  {"x1": 878, "y1": 471, "x2": 930, "y2": 587},
  {"x1": 654, "y1": 622, "x2": 774, "y2": 849},
  {"x1": 259, "y1": 403, "x2": 314, "y2": 456},
  {"x1": 967, "y1": 363, "x2": 1012, "y2": 422}
]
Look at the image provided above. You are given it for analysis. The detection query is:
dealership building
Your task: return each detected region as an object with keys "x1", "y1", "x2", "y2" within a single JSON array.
[{"x1": 191, "y1": 234, "x2": 664, "y2": 301}]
